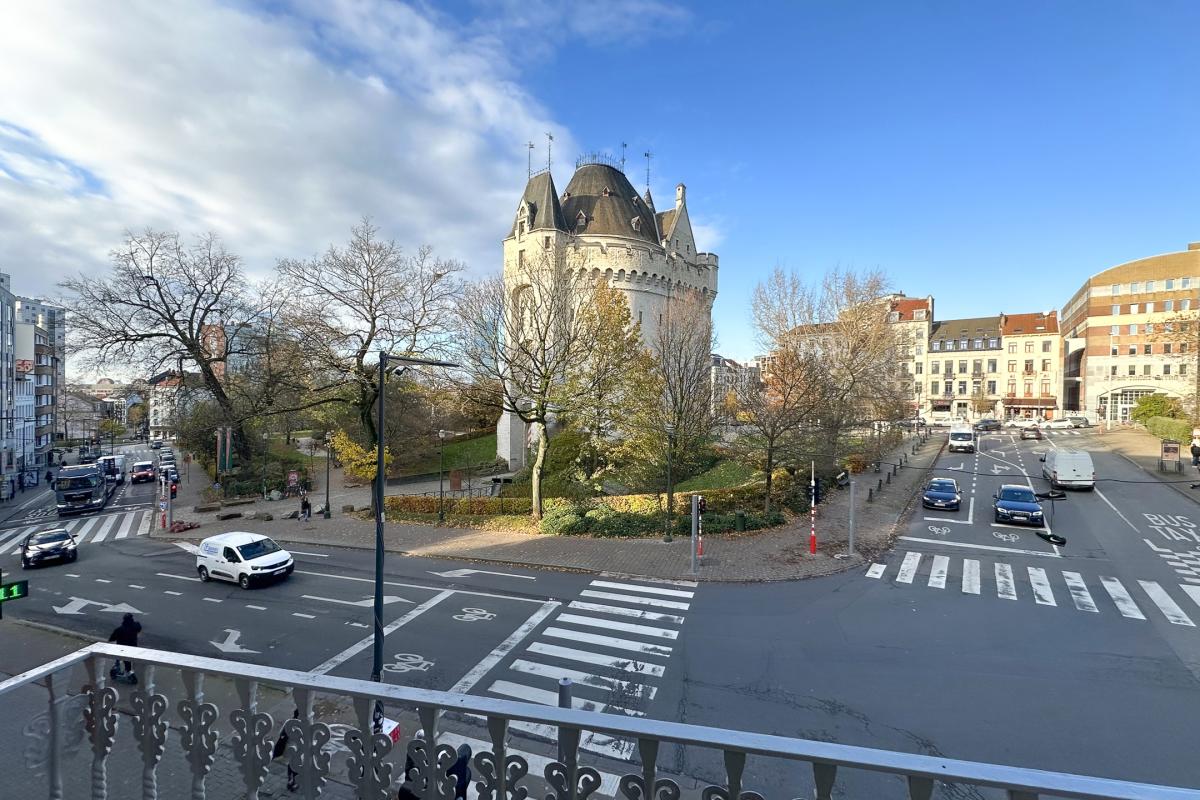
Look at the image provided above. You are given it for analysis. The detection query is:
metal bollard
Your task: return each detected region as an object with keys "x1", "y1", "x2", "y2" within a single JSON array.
[
  {"x1": 867, "y1": 487, "x2": 874, "y2": 501},
  {"x1": 877, "y1": 478, "x2": 883, "y2": 491},
  {"x1": 886, "y1": 472, "x2": 891, "y2": 484},
  {"x1": 557, "y1": 679, "x2": 572, "y2": 761}
]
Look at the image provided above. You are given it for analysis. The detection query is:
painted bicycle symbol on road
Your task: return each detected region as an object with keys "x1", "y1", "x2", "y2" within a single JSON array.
[
  {"x1": 453, "y1": 608, "x2": 497, "y2": 622},
  {"x1": 381, "y1": 653, "x2": 434, "y2": 673},
  {"x1": 993, "y1": 531, "x2": 1020, "y2": 543},
  {"x1": 927, "y1": 526, "x2": 950, "y2": 536}
]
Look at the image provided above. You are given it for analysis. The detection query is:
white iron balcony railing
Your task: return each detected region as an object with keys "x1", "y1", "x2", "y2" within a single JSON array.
[{"x1": 1, "y1": 643, "x2": 1196, "y2": 800}]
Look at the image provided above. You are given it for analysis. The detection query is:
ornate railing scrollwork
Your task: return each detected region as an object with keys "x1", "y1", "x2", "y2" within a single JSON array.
[{"x1": 545, "y1": 727, "x2": 601, "y2": 800}]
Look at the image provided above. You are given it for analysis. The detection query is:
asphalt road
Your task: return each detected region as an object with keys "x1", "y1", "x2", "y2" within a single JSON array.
[{"x1": 3, "y1": 431, "x2": 1199, "y2": 795}]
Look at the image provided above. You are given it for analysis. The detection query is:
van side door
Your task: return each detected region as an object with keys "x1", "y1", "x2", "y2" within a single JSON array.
[{"x1": 216, "y1": 546, "x2": 241, "y2": 581}]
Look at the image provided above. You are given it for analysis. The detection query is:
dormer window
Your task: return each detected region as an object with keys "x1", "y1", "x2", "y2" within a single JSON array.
[
  {"x1": 915, "y1": 309, "x2": 927, "y2": 320},
  {"x1": 601, "y1": 186, "x2": 612, "y2": 197},
  {"x1": 574, "y1": 211, "x2": 588, "y2": 233},
  {"x1": 887, "y1": 311, "x2": 900, "y2": 323},
  {"x1": 561, "y1": 191, "x2": 571, "y2": 201},
  {"x1": 631, "y1": 216, "x2": 642, "y2": 232}
]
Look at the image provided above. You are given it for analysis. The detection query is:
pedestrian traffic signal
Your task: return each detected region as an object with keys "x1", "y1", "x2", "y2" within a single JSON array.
[
  {"x1": 698, "y1": 496, "x2": 707, "y2": 514},
  {"x1": 170, "y1": 482, "x2": 177, "y2": 499}
]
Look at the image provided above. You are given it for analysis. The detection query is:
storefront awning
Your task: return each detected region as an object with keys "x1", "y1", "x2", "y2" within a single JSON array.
[{"x1": 1003, "y1": 397, "x2": 1057, "y2": 408}]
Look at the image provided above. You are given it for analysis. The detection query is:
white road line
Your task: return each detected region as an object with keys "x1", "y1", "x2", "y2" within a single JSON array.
[
  {"x1": 129, "y1": 584, "x2": 145, "y2": 590},
  {"x1": 156, "y1": 572, "x2": 200, "y2": 582},
  {"x1": 1181, "y1": 585, "x2": 1200, "y2": 610},
  {"x1": 578, "y1": 590, "x2": 690, "y2": 610},
  {"x1": 896, "y1": 552, "x2": 921, "y2": 584},
  {"x1": 588, "y1": 580, "x2": 694, "y2": 599},
  {"x1": 995, "y1": 563, "x2": 1017, "y2": 600},
  {"x1": 962, "y1": 559, "x2": 980, "y2": 594},
  {"x1": 0, "y1": 525, "x2": 36, "y2": 553},
  {"x1": 1094, "y1": 488, "x2": 1139, "y2": 532},
  {"x1": 525, "y1": 642, "x2": 666, "y2": 677},
  {"x1": 293, "y1": 612, "x2": 316, "y2": 619},
  {"x1": 865, "y1": 563, "x2": 886, "y2": 579},
  {"x1": 90, "y1": 514, "x2": 120, "y2": 543},
  {"x1": 72, "y1": 517, "x2": 100, "y2": 544},
  {"x1": 449, "y1": 601, "x2": 559, "y2": 694},
  {"x1": 436, "y1": 732, "x2": 622, "y2": 798},
  {"x1": 95, "y1": 578, "x2": 112, "y2": 584},
  {"x1": 246, "y1": 604, "x2": 267, "y2": 610},
  {"x1": 164, "y1": 590, "x2": 182, "y2": 596},
  {"x1": 203, "y1": 597, "x2": 221, "y2": 603},
  {"x1": 310, "y1": 590, "x2": 453, "y2": 674},
  {"x1": 1061, "y1": 571, "x2": 1098, "y2": 612},
  {"x1": 503, "y1": 719, "x2": 634, "y2": 761},
  {"x1": 542, "y1": 627, "x2": 672, "y2": 657},
  {"x1": 113, "y1": 512, "x2": 137, "y2": 540},
  {"x1": 137, "y1": 511, "x2": 152, "y2": 536},
  {"x1": 967, "y1": 496, "x2": 974, "y2": 524},
  {"x1": 600, "y1": 572, "x2": 696, "y2": 588},
  {"x1": 487, "y1": 679, "x2": 643, "y2": 717},
  {"x1": 509, "y1": 659, "x2": 657, "y2": 700},
  {"x1": 1138, "y1": 581, "x2": 1195, "y2": 626},
  {"x1": 556, "y1": 613, "x2": 678, "y2": 640},
  {"x1": 1027, "y1": 567, "x2": 1056, "y2": 606},
  {"x1": 294, "y1": 570, "x2": 546, "y2": 604},
  {"x1": 568, "y1": 601, "x2": 685, "y2": 625},
  {"x1": 927, "y1": 555, "x2": 949, "y2": 589},
  {"x1": 898, "y1": 536, "x2": 1060, "y2": 558},
  {"x1": 1099, "y1": 577, "x2": 1146, "y2": 619}
]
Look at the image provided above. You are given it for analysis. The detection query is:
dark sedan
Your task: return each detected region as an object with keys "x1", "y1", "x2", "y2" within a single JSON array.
[
  {"x1": 921, "y1": 478, "x2": 962, "y2": 511},
  {"x1": 20, "y1": 529, "x2": 78, "y2": 569},
  {"x1": 993, "y1": 484, "x2": 1044, "y2": 526},
  {"x1": 1020, "y1": 426, "x2": 1043, "y2": 440},
  {"x1": 974, "y1": 418, "x2": 1002, "y2": 432}
]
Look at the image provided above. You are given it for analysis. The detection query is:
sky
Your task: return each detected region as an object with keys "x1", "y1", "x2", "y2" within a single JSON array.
[{"x1": 3, "y1": 1, "x2": 1200, "y2": 374}]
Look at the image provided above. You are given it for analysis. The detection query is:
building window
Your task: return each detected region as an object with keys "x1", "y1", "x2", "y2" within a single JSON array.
[
  {"x1": 1111, "y1": 304, "x2": 1120, "y2": 315},
  {"x1": 1166, "y1": 279, "x2": 1175, "y2": 290},
  {"x1": 1024, "y1": 359, "x2": 1034, "y2": 373},
  {"x1": 1024, "y1": 341, "x2": 1034, "y2": 353},
  {"x1": 1128, "y1": 344, "x2": 1137, "y2": 356},
  {"x1": 1129, "y1": 324, "x2": 1138, "y2": 335},
  {"x1": 1041, "y1": 359, "x2": 1050, "y2": 371},
  {"x1": 1007, "y1": 380, "x2": 1017, "y2": 394},
  {"x1": 1146, "y1": 280, "x2": 1156, "y2": 292},
  {"x1": 1145, "y1": 301, "x2": 1154, "y2": 313},
  {"x1": 987, "y1": 380, "x2": 996, "y2": 394},
  {"x1": 1023, "y1": 382, "x2": 1032, "y2": 396},
  {"x1": 1144, "y1": 344, "x2": 1152, "y2": 355},
  {"x1": 931, "y1": 362, "x2": 940, "y2": 374},
  {"x1": 916, "y1": 363, "x2": 923, "y2": 374},
  {"x1": 1143, "y1": 364, "x2": 1152, "y2": 376},
  {"x1": 988, "y1": 359, "x2": 997, "y2": 372},
  {"x1": 931, "y1": 381, "x2": 939, "y2": 395},
  {"x1": 1131, "y1": 281, "x2": 1141, "y2": 293},
  {"x1": 1183, "y1": 364, "x2": 1189, "y2": 375},
  {"x1": 945, "y1": 360, "x2": 953, "y2": 374},
  {"x1": 1008, "y1": 342, "x2": 1017, "y2": 354},
  {"x1": 973, "y1": 338, "x2": 983, "y2": 349},
  {"x1": 946, "y1": 340, "x2": 955, "y2": 351},
  {"x1": 988, "y1": 338, "x2": 998, "y2": 348},
  {"x1": 1130, "y1": 303, "x2": 1139, "y2": 314},
  {"x1": 958, "y1": 360, "x2": 967, "y2": 373},
  {"x1": 972, "y1": 380, "x2": 982, "y2": 394},
  {"x1": 1111, "y1": 283, "x2": 1121, "y2": 295},
  {"x1": 932, "y1": 340, "x2": 941, "y2": 351},
  {"x1": 1008, "y1": 360, "x2": 1016, "y2": 373},
  {"x1": 1110, "y1": 365, "x2": 1118, "y2": 376},
  {"x1": 1165, "y1": 300, "x2": 1175, "y2": 312},
  {"x1": 1042, "y1": 340, "x2": 1051, "y2": 352},
  {"x1": 1128, "y1": 365, "x2": 1136, "y2": 376},
  {"x1": 1183, "y1": 277, "x2": 1192, "y2": 289},
  {"x1": 1110, "y1": 325, "x2": 1120, "y2": 335},
  {"x1": 915, "y1": 309, "x2": 927, "y2": 321},
  {"x1": 1041, "y1": 380, "x2": 1050, "y2": 395},
  {"x1": 1110, "y1": 345, "x2": 1118, "y2": 356},
  {"x1": 1146, "y1": 323, "x2": 1155, "y2": 333},
  {"x1": 517, "y1": 250, "x2": 525, "y2": 268},
  {"x1": 915, "y1": 345, "x2": 923, "y2": 356},
  {"x1": 1164, "y1": 364, "x2": 1172, "y2": 375},
  {"x1": 1165, "y1": 343, "x2": 1173, "y2": 354},
  {"x1": 958, "y1": 381, "x2": 967, "y2": 395}
]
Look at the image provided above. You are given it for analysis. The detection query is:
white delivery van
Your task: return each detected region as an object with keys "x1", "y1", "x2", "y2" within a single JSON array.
[
  {"x1": 948, "y1": 424, "x2": 976, "y2": 453},
  {"x1": 196, "y1": 532, "x2": 294, "y2": 589},
  {"x1": 1041, "y1": 449, "x2": 1095, "y2": 490}
]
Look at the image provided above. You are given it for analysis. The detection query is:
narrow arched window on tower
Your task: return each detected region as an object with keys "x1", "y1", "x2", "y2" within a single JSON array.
[{"x1": 574, "y1": 211, "x2": 587, "y2": 234}]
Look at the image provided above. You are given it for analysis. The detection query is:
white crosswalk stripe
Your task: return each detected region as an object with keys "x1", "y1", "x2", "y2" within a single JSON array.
[
  {"x1": 1100, "y1": 576, "x2": 1146, "y2": 620},
  {"x1": 1138, "y1": 581, "x2": 1195, "y2": 626},
  {"x1": 962, "y1": 559, "x2": 980, "y2": 594},
  {"x1": 1062, "y1": 571, "x2": 1098, "y2": 612},
  {"x1": 5, "y1": 510, "x2": 152, "y2": 554},
  {"x1": 995, "y1": 563, "x2": 1017, "y2": 600},
  {"x1": 578, "y1": 589, "x2": 690, "y2": 610},
  {"x1": 896, "y1": 552, "x2": 921, "y2": 583},
  {"x1": 0, "y1": 525, "x2": 37, "y2": 553},
  {"x1": 1027, "y1": 567, "x2": 1056, "y2": 606},
  {"x1": 567, "y1": 600, "x2": 685, "y2": 625},
  {"x1": 927, "y1": 555, "x2": 949, "y2": 589}
]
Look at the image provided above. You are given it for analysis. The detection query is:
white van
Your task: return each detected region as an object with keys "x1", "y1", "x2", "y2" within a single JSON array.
[
  {"x1": 196, "y1": 532, "x2": 294, "y2": 589},
  {"x1": 96, "y1": 454, "x2": 127, "y2": 486},
  {"x1": 1041, "y1": 449, "x2": 1095, "y2": 490},
  {"x1": 948, "y1": 424, "x2": 976, "y2": 453}
]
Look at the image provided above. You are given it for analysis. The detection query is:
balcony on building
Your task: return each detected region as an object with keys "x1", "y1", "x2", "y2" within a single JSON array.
[{"x1": 0, "y1": 643, "x2": 1184, "y2": 800}]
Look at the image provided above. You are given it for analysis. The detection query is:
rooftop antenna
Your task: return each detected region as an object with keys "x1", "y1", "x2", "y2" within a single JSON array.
[
  {"x1": 620, "y1": 141, "x2": 627, "y2": 171},
  {"x1": 526, "y1": 141, "x2": 534, "y2": 177},
  {"x1": 546, "y1": 131, "x2": 554, "y2": 171},
  {"x1": 643, "y1": 151, "x2": 653, "y2": 191}
]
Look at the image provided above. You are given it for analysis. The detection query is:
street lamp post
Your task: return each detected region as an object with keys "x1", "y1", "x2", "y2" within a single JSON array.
[
  {"x1": 663, "y1": 423, "x2": 676, "y2": 543},
  {"x1": 438, "y1": 430, "x2": 447, "y2": 523},
  {"x1": 324, "y1": 432, "x2": 332, "y2": 519},
  {"x1": 370, "y1": 353, "x2": 459, "y2": 693}
]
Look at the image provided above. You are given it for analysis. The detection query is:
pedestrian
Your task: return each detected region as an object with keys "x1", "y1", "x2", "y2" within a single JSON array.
[
  {"x1": 107, "y1": 612, "x2": 142, "y2": 674},
  {"x1": 273, "y1": 709, "x2": 300, "y2": 792},
  {"x1": 17, "y1": 473, "x2": 24, "y2": 493},
  {"x1": 446, "y1": 744, "x2": 472, "y2": 800},
  {"x1": 45, "y1": 469, "x2": 53, "y2": 486},
  {"x1": 1191, "y1": 439, "x2": 1200, "y2": 467},
  {"x1": 300, "y1": 495, "x2": 311, "y2": 522}
]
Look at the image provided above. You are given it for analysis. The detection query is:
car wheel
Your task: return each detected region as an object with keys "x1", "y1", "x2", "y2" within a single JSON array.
[
  {"x1": 69, "y1": 551, "x2": 77, "y2": 562},
  {"x1": 994, "y1": 511, "x2": 1002, "y2": 523},
  {"x1": 198, "y1": 566, "x2": 210, "y2": 582},
  {"x1": 238, "y1": 574, "x2": 251, "y2": 590}
]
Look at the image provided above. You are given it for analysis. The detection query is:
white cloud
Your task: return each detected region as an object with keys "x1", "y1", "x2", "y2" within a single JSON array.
[{"x1": 0, "y1": 0, "x2": 580, "y2": 296}]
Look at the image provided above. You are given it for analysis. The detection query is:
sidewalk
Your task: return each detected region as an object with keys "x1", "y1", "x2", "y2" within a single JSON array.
[
  {"x1": 156, "y1": 433, "x2": 943, "y2": 583},
  {"x1": 1095, "y1": 424, "x2": 1200, "y2": 505}
]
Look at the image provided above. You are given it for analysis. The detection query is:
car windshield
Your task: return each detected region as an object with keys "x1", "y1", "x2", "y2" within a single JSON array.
[
  {"x1": 237, "y1": 538, "x2": 281, "y2": 560},
  {"x1": 1000, "y1": 488, "x2": 1036, "y2": 503},
  {"x1": 57, "y1": 475, "x2": 100, "y2": 490},
  {"x1": 950, "y1": 432, "x2": 972, "y2": 440},
  {"x1": 29, "y1": 531, "x2": 69, "y2": 545},
  {"x1": 134, "y1": 462, "x2": 153, "y2": 471},
  {"x1": 928, "y1": 481, "x2": 955, "y2": 492}
]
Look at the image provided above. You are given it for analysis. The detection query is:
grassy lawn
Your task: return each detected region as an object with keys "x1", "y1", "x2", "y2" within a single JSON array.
[
  {"x1": 676, "y1": 460, "x2": 757, "y2": 491},
  {"x1": 402, "y1": 432, "x2": 498, "y2": 475}
]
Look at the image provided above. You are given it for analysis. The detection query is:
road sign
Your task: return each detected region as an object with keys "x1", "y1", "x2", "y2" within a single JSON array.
[
  {"x1": 0, "y1": 573, "x2": 29, "y2": 619},
  {"x1": 159, "y1": 500, "x2": 168, "y2": 511},
  {"x1": 287, "y1": 470, "x2": 299, "y2": 487}
]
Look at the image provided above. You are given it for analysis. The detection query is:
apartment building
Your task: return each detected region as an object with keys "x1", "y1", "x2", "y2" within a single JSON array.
[
  {"x1": 886, "y1": 295, "x2": 934, "y2": 416},
  {"x1": 1061, "y1": 242, "x2": 1200, "y2": 423},
  {"x1": 711, "y1": 354, "x2": 758, "y2": 415},
  {"x1": 15, "y1": 296, "x2": 65, "y2": 432},
  {"x1": 923, "y1": 316, "x2": 1004, "y2": 420},
  {"x1": 999, "y1": 311, "x2": 1061, "y2": 420}
]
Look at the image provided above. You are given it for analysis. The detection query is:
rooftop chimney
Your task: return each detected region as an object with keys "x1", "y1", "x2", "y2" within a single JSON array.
[{"x1": 1189, "y1": 242, "x2": 1200, "y2": 251}]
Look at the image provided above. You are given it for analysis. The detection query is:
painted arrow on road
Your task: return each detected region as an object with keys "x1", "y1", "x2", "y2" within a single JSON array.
[
  {"x1": 428, "y1": 568, "x2": 536, "y2": 580},
  {"x1": 210, "y1": 629, "x2": 259, "y2": 654},
  {"x1": 301, "y1": 595, "x2": 412, "y2": 608},
  {"x1": 991, "y1": 464, "x2": 1006, "y2": 475},
  {"x1": 52, "y1": 598, "x2": 145, "y2": 616}
]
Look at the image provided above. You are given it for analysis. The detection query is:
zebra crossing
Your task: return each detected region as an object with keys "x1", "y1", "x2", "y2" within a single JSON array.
[
  {"x1": 868, "y1": 551, "x2": 1200, "y2": 627},
  {"x1": 478, "y1": 574, "x2": 694, "y2": 761},
  {"x1": 0, "y1": 508, "x2": 154, "y2": 555}
]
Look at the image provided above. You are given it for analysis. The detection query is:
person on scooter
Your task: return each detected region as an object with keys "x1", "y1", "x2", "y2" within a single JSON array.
[{"x1": 108, "y1": 612, "x2": 142, "y2": 674}]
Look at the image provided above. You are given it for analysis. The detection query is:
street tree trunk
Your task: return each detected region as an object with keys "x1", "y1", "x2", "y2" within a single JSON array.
[{"x1": 530, "y1": 423, "x2": 548, "y2": 520}]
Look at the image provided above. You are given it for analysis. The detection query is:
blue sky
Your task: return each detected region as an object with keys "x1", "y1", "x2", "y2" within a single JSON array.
[{"x1": 2, "y1": 1, "x2": 1199, "y2": 369}]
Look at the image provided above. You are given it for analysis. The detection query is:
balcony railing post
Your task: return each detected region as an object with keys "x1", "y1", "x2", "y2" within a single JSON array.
[
  {"x1": 231, "y1": 678, "x2": 274, "y2": 799},
  {"x1": 476, "y1": 715, "x2": 520, "y2": 800},
  {"x1": 131, "y1": 664, "x2": 169, "y2": 800},
  {"x1": 546, "y1": 725, "x2": 600, "y2": 800},
  {"x1": 284, "y1": 686, "x2": 332, "y2": 800},
  {"x1": 347, "y1": 694, "x2": 395, "y2": 800},
  {"x1": 83, "y1": 655, "x2": 119, "y2": 800},
  {"x1": 46, "y1": 667, "x2": 64, "y2": 800},
  {"x1": 178, "y1": 670, "x2": 218, "y2": 800},
  {"x1": 907, "y1": 775, "x2": 934, "y2": 800}
]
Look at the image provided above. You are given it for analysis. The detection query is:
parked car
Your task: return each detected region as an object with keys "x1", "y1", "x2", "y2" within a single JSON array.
[
  {"x1": 1067, "y1": 416, "x2": 1092, "y2": 428},
  {"x1": 130, "y1": 461, "x2": 156, "y2": 483},
  {"x1": 20, "y1": 529, "x2": 78, "y2": 569},
  {"x1": 1042, "y1": 418, "x2": 1075, "y2": 429},
  {"x1": 993, "y1": 484, "x2": 1045, "y2": 526},
  {"x1": 1041, "y1": 449, "x2": 1095, "y2": 489},
  {"x1": 921, "y1": 478, "x2": 962, "y2": 510},
  {"x1": 196, "y1": 532, "x2": 294, "y2": 589},
  {"x1": 150, "y1": 440, "x2": 162, "y2": 449},
  {"x1": 1004, "y1": 417, "x2": 1040, "y2": 428},
  {"x1": 1020, "y1": 426, "x2": 1043, "y2": 440},
  {"x1": 973, "y1": 418, "x2": 1002, "y2": 432}
]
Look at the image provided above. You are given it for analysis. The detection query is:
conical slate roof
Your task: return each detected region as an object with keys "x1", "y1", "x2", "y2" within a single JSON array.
[
  {"x1": 560, "y1": 163, "x2": 660, "y2": 246},
  {"x1": 509, "y1": 171, "x2": 567, "y2": 237}
]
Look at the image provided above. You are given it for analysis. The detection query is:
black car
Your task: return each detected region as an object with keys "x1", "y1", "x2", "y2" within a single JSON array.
[
  {"x1": 150, "y1": 441, "x2": 162, "y2": 449},
  {"x1": 21, "y1": 529, "x2": 78, "y2": 569},
  {"x1": 993, "y1": 484, "x2": 1044, "y2": 526},
  {"x1": 974, "y1": 418, "x2": 1002, "y2": 432},
  {"x1": 921, "y1": 478, "x2": 962, "y2": 510}
]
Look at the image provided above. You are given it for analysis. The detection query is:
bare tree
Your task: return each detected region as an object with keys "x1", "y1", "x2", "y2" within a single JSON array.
[
  {"x1": 452, "y1": 253, "x2": 602, "y2": 520},
  {"x1": 277, "y1": 218, "x2": 463, "y2": 448}
]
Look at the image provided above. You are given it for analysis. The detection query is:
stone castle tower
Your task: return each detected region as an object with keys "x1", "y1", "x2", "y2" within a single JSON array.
[{"x1": 496, "y1": 155, "x2": 719, "y2": 468}]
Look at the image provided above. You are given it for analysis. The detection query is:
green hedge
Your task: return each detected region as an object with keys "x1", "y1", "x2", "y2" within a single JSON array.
[
  {"x1": 1145, "y1": 416, "x2": 1193, "y2": 442},
  {"x1": 385, "y1": 495, "x2": 533, "y2": 515}
]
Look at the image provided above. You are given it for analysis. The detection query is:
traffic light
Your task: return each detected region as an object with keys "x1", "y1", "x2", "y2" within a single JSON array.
[
  {"x1": 170, "y1": 482, "x2": 178, "y2": 499},
  {"x1": 698, "y1": 496, "x2": 707, "y2": 514}
]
